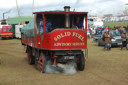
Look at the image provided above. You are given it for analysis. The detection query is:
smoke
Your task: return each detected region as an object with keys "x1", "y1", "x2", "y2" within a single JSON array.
[
  {"x1": 45, "y1": 61, "x2": 61, "y2": 74},
  {"x1": 45, "y1": 61, "x2": 77, "y2": 75},
  {"x1": 63, "y1": 62, "x2": 76, "y2": 75}
]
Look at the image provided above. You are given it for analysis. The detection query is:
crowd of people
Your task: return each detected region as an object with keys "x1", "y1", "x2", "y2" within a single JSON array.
[{"x1": 87, "y1": 25, "x2": 128, "y2": 51}]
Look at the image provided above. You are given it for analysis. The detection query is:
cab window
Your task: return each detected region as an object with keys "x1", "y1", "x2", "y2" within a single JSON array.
[
  {"x1": 8, "y1": 28, "x2": 11, "y2": 32},
  {"x1": 36, "y1": 14, "x2": 43, "y2": 35},
  {"x1": 3, "y1": 28, "x2": 7, "y2": 32}
]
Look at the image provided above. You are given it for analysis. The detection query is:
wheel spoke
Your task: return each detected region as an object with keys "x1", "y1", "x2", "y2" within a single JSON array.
[{"x1": 38, "y1": 53, "x2": 43, "y2": 71}]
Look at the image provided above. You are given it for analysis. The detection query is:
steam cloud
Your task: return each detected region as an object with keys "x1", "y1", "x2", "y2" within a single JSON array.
[{"x1": 45, "y1": 61, "x2": 76, "y2": 75}]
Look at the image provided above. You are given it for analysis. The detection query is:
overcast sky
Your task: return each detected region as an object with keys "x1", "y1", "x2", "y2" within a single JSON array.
[{"x1": 0, "y1": 0, "x2": 128, "y2": 20}]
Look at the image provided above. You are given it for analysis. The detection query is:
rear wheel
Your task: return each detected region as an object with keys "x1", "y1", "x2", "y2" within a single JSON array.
[
  {"x1": 77, "y1": 53, "x2": 85, "y2": 71},
  {"x1": 26, "y1": 46, "x2": 35, "y2": 65},
  {"x1": 37, "y1": 52, "x2": 47, "y2": 73}
]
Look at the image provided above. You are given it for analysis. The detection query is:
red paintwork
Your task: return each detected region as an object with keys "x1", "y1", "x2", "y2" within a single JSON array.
[
  {"x1": 41, "y1": 29, "x2": 87, "y2": 50},
  {"x1": 22, "y1": 29, "x2": 87, "y2": 50},
  {"x1": 21, "y1": 11, "x2": 88, "y2": 50},
  {"x1": 0, "y1": 25, "x2": 13, "y2": 38}
]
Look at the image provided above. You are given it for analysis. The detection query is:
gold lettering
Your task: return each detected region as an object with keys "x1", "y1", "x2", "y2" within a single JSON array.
[
  {"x1": 72, "y1": 43, "x2": 85, "y2": 46},
  {"x1": 57, "y1": 35, "x2": 61, "y2": 39},
  {"x1": 60, "y1": 33, "x2": 64, "y2": 38},
  {"x1": 81, "y1": 37, "x2": 84, "y2": 41},
  {"x1": 54, "y1": 43, "x2": 85, "y2": 46},
  {"x1": 54, "y1": 43, "x2": 71, "y2": 46},
  {"x1": 54, "y1": 32, "x2": 84, "y2": 42},
  {"x1": 67, "y1": 32, "x2": 71, "y2": 36},
  {"x1": 72, "y1": 32, "x2": 76, "y2": 36},
  {"x1": 72, "y1": 32, "x2": 84, "y2": 41},
  {"x1": 54, "y1": 37, "x2": 58, "y2": 41},
  {"x1": 54, "y1": 32, "x2": 71, "y2": 41}
]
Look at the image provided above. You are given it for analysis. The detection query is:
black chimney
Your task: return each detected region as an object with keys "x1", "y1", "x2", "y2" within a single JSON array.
[
  {"x1": 64, "y1": 6, "x2": 70, "y2": 28},
  {"x1": 64, "y1": 6, "x2": 70, "y2": 12}
]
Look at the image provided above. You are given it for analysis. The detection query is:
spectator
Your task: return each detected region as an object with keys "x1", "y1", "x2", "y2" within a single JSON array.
[
  {"x1": 123, "y1": 25, "x2": 127, "y2": 33},
  {"x1": 114, "y1": 25, "x2": 116, "y2": 29},
  {"x1": 118, "y1": 26, "x2": 123, "y2": 34},
  {"x1": 123, "y1": 25, "x2": 126, "y2": 31},
  {"x1": 105, "y1": 27, "x2": 109, "y2": 31},
  {"x1": 88, "y1": 28, "x2": 92, "y2": 37},
  {"x1": 104, "y1": 30, "x2": 111, "y2": 50},
  {"x1": 101, "y1": 26, "x2": 105, "y2": 32},
  {"x1": 120, "y1": 30, "x2": 127, "y2": 50},
  {"x1": 106, "y1": 25, "x2": 109, "y2": 28},
  {"x1": 126, "y1": 33, "x2": 128, "y2": 50},
  {"x1": 96, "y1": 27, "x2": 102, "y2": 34},
  {"x1": 87, "y1": 29, "x2": 90, "y2": 38},
  {"x1": 126, "y1": 26, "x2": 128, "y2": 33},
  {"x1": 115, "y1": 28, "x2": 119, "y2": 34},
  {"x1": 108, "y1": 31, "x2": 113, "y2": 50},
  {"x1": 91, "y1": 28, "x2": 96, "y2": 38}
]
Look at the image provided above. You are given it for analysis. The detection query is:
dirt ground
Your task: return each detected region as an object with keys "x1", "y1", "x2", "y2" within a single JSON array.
[{"x1": 0, "y1": 39, "x2": 128, "y2": 85}]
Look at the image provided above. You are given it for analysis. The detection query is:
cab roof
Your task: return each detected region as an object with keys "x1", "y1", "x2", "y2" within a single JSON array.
[{"x1": 33, "y1": 11, "x2": 88, "y2": 15}]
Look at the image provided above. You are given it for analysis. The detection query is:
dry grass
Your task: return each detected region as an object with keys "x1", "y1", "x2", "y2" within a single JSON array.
[
  {"x1": 104, "y1": 22, "x2": 128, "y2": 28},
  {"x1": 0, "y1": 39, "x2": 128, "y2": 85}
]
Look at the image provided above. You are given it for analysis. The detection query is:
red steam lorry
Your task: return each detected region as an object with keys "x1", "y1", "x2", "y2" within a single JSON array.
[
  {"x1": 21, "y1": 6, "x2": 88, "y2": 73},
  {"x1": 0, "y1": 20, "x2": 13, "y2": 40}
]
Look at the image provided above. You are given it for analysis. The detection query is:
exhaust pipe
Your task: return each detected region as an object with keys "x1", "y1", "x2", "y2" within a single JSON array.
[
  {"x1": 64, "y1": 6, "x2": 70, "y2": 12},
  {"x1": 64, "y1": 6, "x2": 70, "y2": 28}
]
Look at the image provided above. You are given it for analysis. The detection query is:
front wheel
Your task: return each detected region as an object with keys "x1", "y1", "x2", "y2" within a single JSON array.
[{"x1": 37, "y1": 52, "x2": 47, "y2": 73}]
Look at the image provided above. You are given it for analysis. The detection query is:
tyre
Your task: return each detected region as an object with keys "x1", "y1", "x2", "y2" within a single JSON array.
[
  {"x1": 0, "y1": 37, "x2": 2, "y2": 40},
  {"x1": 35, "y1": 50, "x2": 39, "y2": 69},
  {"x1": 37, "y1": 52, "x2": 47, "y2": 73},
  {"x1": 96, "y1": 40, "x2": 100, "y2": 46},
  {"x1": 26, "y1": 46, "x2": 35, "y2": 65},
  {"x1": 126, "y1": 43, "x2": 128, "y2": 50},
  {"x1": 77, "y1": 53, "x2": 85, "y2": 71}
]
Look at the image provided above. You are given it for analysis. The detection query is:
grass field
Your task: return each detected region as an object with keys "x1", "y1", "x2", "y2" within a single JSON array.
[{"x1": 104, "y1": 22, "x2": 128, "y2": 28}]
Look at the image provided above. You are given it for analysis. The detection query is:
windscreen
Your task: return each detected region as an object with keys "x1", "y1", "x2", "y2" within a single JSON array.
[
  {"x1": 111, "y1": 31, "x2": 120, "y2": 37},
  {"x1": 45, "y1": 14, "x2": 85, "y2": 29},
  {"x1": 8, "y1": 28, "x2": 11, "y2": 32},
  {"x1": 3, "y1": 28, "x2": 7, "y2": 32}
]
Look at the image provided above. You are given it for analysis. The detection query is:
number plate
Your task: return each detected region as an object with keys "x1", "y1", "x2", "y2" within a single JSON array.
[
  {"x1": 64, "y1": 56, "x2": 74, "y2": 60},
  {"x1": 117, "y1": 43, "x2": 122, "y2": 45}
]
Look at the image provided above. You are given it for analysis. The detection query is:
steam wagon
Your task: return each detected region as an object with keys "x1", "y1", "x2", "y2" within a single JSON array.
[
  {"x1": 0, "y1": 25, "x2": 13, "y2": 40},
  {"x1": 0, "y1": 20, "x2": 13, "y2": 40},
  {"x1": 21, "y1": 6, "x2": 88, "y2": 73}
]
